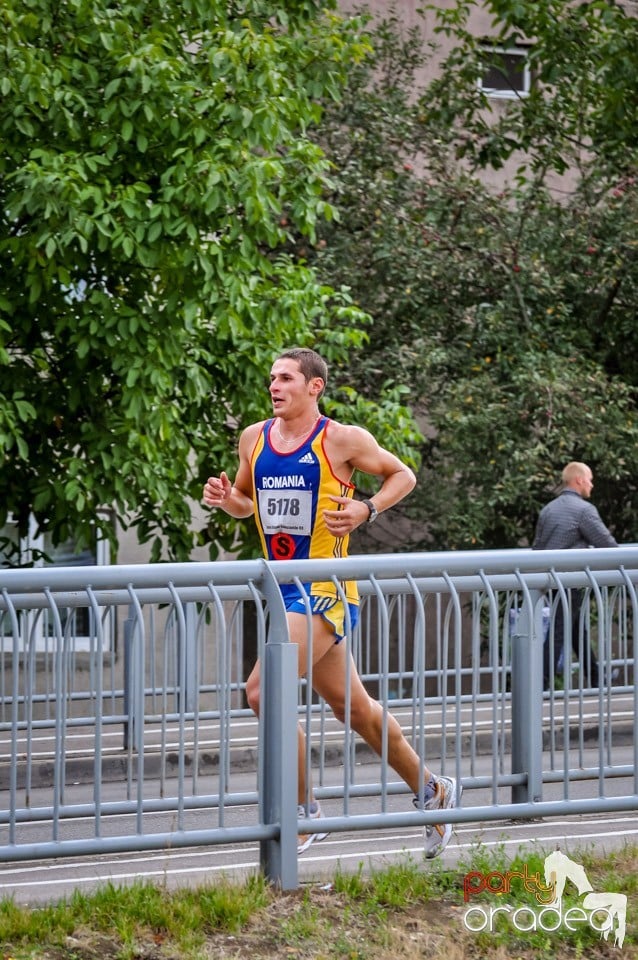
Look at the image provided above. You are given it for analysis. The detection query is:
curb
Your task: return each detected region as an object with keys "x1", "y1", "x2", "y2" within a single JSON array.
[{"x1": 2, "y1": 722, "x2": 633, "y2": 791}]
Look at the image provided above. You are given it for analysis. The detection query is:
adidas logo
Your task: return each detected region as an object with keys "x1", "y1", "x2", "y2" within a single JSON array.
[{"x1": 298, "y1": 452, "x2": 315, "y2": 464}]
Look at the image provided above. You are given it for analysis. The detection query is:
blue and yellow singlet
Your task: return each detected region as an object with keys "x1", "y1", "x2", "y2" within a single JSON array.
[{"x1": 250, "y1": 416, "x2": 359, "y2": 638}]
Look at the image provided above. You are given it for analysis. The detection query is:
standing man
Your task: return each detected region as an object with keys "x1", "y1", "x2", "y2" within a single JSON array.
[
  {"x1": 533, "y1": 461, "x2": 618, "y2": 687},
  {"x1": 203, "y1": 347, "x2": 460, "y2": 858}
]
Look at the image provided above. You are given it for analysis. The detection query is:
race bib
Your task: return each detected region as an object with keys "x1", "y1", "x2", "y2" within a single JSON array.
[{"x1": 258, "y1": 489, "x2": 312, "y2": 535}]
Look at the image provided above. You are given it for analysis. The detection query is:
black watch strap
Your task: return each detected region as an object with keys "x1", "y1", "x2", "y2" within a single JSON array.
[{"x1": 362, "y1": 499, "x2": 378, "y2": 523}]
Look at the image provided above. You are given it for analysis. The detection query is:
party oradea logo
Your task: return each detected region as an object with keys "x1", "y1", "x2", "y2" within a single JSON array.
[{"x1": 462, "y1": 850, "x2": 627, "y2": 948}]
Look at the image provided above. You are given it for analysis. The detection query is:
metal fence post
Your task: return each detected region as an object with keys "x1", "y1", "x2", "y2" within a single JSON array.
[
  {"x1": 122, "y1": 607, "x2": 134, "y2": 751},
  {"x1": 123, "y1": 602, "x2": 145, "y2": 757},
  {"x1": 511, "y1": 587, "x2": 544, "y2": 805},
  {"x1": 258, "y1": 562, "x2": 299, "y2": 890},
  {"x1": 180, "y1": 601, "x2": 197, "y2": 713}
]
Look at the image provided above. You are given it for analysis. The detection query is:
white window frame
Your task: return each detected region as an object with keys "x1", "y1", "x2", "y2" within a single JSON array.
[
  {"x1": 478, "y1": 45, "x2": 531, "y2": 99},
  {"x1": 1, "y1": 513, "x2": 113, "y2": 652}
]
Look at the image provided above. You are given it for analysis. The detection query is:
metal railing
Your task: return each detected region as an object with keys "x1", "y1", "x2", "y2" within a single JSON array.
[{"x1": 0, "y1": 547, "x2": 636, "y2": 888}]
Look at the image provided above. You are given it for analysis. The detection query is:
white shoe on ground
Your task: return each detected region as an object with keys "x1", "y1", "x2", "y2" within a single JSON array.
[
  {"x1": 297, "y1": 802, "x2": 329, "y2": 855},
  {"x1": 421, "y1": 776, "x2": 462, "y2": 859}
]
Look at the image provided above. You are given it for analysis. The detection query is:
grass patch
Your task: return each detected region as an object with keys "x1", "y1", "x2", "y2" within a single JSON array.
[{"x1": 0, "y1": 843, "x2": 636, "y2": 959}]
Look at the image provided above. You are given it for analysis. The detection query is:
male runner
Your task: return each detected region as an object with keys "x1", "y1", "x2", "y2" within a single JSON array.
[{"x1": 203, "y1": 347, "x2": 460, "y2": 856}]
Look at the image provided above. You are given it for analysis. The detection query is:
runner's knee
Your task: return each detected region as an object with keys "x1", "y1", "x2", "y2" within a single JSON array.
[
  {"x1": 333, "y1": 694, "x2": 374, "y2": 730},
  {"x1": 246, "y1": 675, "x2": 260, "y2": 716}
]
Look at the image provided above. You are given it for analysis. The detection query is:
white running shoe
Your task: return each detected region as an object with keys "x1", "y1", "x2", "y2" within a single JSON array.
[
  {"x1": 421, "y1": 776, "x2": 461, "y2": 859},
  {"x1": 297, "y1": 802, "x2": 329, "y2": 855}
]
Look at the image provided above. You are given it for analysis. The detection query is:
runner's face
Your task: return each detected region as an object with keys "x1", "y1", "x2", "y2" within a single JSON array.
[{"x1": 269, "y1": 359, "x2": 312, "y2": 417}]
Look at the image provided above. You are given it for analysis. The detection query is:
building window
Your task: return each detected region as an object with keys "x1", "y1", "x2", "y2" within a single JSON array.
[
  {"x1": 0, "y1": 514, "x2": 113, "y2": 652},
  {"x1": 0, "y1": 514, "x2": 111, "y2": 567},
  {"x1": 479, "y1": 45, "x2": 530, "y2": 99}
]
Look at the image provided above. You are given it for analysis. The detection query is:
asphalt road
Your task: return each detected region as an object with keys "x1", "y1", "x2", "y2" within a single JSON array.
[{"x1": 2, "y1": 747, "x2": 636, "y2": 906}]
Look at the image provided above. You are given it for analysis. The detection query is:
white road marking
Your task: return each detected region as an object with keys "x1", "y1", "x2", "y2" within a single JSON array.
[{"x1": 2, "y1": 816, "x2": 636, "y2": 892}]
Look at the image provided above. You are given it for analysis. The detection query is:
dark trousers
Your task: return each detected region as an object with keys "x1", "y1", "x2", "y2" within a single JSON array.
[{"x1": 543, "y1": 589, "x2": 600, "y2": 688}]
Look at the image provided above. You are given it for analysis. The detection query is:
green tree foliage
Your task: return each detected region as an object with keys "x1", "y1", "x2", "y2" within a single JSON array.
[
  {"x1": 303, "y1": 4, "x2": 638, "y2": 549},
  {"x1": 0, "y1": 0, "x2": 423, "y2": 562}
]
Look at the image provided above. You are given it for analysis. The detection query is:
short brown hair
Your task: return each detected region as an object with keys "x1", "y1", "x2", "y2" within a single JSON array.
[{"x1": 278, "y1": 347, "x2": 328, "y2": 398}]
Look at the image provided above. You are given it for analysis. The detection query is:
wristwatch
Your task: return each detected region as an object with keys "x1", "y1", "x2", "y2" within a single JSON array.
[{"x1": 362, "y1": 499, "x2": 378, "y2": 524}]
